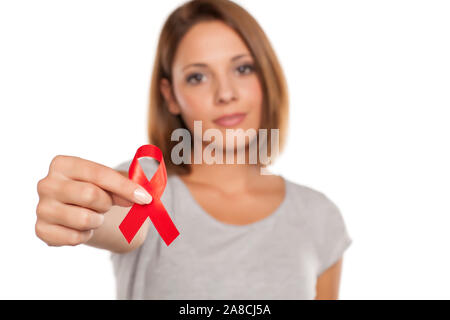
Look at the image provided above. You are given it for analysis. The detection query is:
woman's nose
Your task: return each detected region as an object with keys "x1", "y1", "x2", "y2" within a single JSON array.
[{"x1": 214, "y1": 75, "x2": 238, "y2": 105}]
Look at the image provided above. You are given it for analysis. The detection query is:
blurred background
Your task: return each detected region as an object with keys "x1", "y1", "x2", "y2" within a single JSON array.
[{"x1": 0, "y1": 0, "x2": 449, "y2": 299}]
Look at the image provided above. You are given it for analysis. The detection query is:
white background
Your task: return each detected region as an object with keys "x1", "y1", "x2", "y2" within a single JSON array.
[{"x1": 1, "y1": 0, "x2": 449, "y2": 299}]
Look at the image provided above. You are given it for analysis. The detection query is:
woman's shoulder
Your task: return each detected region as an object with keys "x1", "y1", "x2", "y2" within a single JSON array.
[
  {"x1": 284, "y1": 176, "x2": 334, "y2": 205},
  {"x1": 283, "y1": 176, "x2": 347, "y2": 225}
]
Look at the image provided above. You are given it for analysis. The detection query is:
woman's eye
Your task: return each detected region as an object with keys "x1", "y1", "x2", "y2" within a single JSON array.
[
  {"x1": 236, "y1": 63, "x2": 254, "y2": 75},
  {"x1": 186, "y1": 73, "x2": 204, "y2": 84}
]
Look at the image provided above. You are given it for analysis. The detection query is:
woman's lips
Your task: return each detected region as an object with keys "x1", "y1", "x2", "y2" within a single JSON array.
[{"x1": 213, "y1": 112, "x2": 247, "y2": 127}]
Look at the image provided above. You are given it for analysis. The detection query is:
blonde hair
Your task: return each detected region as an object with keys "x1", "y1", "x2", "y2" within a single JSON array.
[{"x1": 148, "y1": 0, "x2": 289, "y2": 176}]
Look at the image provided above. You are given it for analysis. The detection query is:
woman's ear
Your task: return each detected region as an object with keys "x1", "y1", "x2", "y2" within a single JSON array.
[{"x1": 160, "y1": 78, "x2": 181, "y2": 115}]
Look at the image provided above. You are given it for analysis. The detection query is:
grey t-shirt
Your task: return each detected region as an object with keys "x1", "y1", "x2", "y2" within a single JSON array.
[{"x1": 110, "y1": 158, "x2": 353, "y2": 299}]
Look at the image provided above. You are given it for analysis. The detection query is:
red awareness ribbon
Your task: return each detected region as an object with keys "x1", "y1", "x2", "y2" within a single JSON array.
[{"x1": 119, "y1": 144, "x2": 180, "y2": 246}]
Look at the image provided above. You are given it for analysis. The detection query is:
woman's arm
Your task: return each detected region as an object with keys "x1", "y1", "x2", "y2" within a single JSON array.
[{"x1": 314, "y1": 258, "x2": 344, "y2": 300}]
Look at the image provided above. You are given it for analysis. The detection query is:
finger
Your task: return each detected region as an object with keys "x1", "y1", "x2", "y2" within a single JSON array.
[
  {"x1": 107, "y1": 192, "x2": 134, "y2": 207},
  {"x1": 56, "y1": 179, "x2": 113, "y2": 213},
  {"x1": 35, "y1": 220, "x2": 94, "y2": 247},
  {"x1": 110, "y1": 171, "x2": 135, "y2": 207},
  {"x1": 37, "y1": 199, "x2": 105, "y2": 231},
  {"x1": 51, "y1": 156, "x2": 152, "y2": 205}
]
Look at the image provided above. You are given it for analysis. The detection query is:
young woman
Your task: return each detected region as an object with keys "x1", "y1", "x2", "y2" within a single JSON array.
[{"x1": 35, "y1": 0, "x2": 352, "y2": 299}]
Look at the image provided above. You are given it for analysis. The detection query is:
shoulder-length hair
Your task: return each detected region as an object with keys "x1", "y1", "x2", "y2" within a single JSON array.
[{"x1": 148, "y1": 0, "x2": 289, "y2": 176}]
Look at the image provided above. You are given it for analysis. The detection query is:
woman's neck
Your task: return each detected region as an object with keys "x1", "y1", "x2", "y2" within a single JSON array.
[{"x1": 181, "y1": 145, "x2": 263, "y2": 194}]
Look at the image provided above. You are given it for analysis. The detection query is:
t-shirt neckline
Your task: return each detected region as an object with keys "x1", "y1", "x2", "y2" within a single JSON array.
[{"x1": 172, "y1": 173, "x2": 290, "y2": 230}]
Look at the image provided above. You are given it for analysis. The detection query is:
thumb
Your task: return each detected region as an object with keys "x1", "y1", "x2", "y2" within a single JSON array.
[
  {"x1": 112, "y1": 170, "x2": 153, "y2": 206},
  {"x1": 110, "y1": 193, "x2": 135, "y2": 207},
  {"x1": 109, "y1": 188, "x2": 153, "y2": 207}
]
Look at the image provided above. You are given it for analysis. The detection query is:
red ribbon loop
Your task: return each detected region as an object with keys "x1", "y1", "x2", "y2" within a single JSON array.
[{"x1": 118, "y1": 144, "x2": 180, "y2": 246}]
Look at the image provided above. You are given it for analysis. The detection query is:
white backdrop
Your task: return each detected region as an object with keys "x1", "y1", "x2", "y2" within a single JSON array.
[{"x1": 1, "y1": 0, "x2": 449, "y2": 299}]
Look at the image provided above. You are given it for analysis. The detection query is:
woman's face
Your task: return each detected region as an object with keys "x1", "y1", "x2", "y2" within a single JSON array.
[{"x1": 160, "y1": 20, "x2": 263, "y2": 151}]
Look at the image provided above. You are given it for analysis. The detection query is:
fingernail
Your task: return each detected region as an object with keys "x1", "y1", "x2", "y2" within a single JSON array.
[
  {"x1": 134, "y1": 186, "x2": 152, "y2": 204},
  {"x1": 85, "y1": 229, "x2": 94, "y2": 242}
]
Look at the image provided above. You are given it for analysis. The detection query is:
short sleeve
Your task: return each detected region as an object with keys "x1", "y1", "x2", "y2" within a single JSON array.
[
  {"x1": 314, "y1": 193, "x2": 353, "y2": 277},
  {"x1": 110, "y1": 246, "x2": 142, "y2": 299}
]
